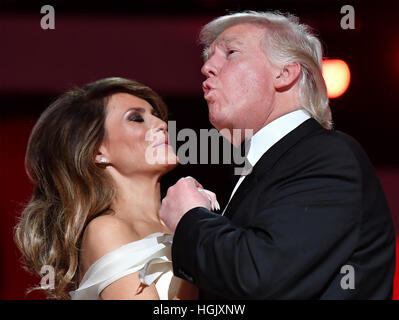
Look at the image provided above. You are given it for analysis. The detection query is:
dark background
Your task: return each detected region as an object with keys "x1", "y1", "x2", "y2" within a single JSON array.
[{"x1": 0, "y1": 0, "x2": 398, "y2": 299}]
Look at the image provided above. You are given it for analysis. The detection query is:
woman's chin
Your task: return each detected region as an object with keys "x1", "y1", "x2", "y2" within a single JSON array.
[
  {"x1": 145, "y1": 146, "x2": 178, "y2": 165},
  {"x1": 155, "y1": 157, "x2": 178, "y2": 178},
  {"x1": 156, "y1": 153, "x2": 179, "y2": 171}
]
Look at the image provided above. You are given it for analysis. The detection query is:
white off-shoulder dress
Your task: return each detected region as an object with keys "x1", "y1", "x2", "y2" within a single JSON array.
[{"x1": 69, "y1": 232, "x2": 181, "y2": 300}]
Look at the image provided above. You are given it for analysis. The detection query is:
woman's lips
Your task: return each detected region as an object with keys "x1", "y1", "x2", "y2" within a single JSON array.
[{"x1": 153, "y1": 138, "x2": 170, "y2": 148}]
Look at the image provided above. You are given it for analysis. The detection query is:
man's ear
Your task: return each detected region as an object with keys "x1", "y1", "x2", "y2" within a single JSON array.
[{"x1": 274, "y1": 62, "x2": 301, "y2": 91}]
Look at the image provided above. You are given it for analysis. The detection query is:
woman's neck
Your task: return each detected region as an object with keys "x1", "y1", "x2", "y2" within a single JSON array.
[{"x1": 110, "y1": 172, "x2": 170, "y2": 237}]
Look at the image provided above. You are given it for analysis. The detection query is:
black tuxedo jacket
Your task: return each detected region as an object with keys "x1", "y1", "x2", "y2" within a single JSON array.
[{"x1": 172, "y1": 118, "x2": 396, "y2": 299}]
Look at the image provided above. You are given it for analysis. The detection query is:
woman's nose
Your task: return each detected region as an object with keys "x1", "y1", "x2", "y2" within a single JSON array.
[{"x1": 155, "y1": 119, "x2": 167, "y2": 132}]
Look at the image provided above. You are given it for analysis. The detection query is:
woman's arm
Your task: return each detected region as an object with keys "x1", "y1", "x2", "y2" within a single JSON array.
[{"x1": 100, "y1": 272, "x2": 160, "y2": 300}]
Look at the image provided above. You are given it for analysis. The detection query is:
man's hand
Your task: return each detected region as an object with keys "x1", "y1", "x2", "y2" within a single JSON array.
[{"x1": 159, "y1": 177, "x2": 217, "y2": 233}]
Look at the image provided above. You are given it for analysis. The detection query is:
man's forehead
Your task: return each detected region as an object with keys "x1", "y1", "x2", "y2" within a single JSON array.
[
  {"x1": 203, "y1": 23, "x2": 264, "y2": 60},
  {"x1": 212, "y1": 23, "x2": 264, "y2": 45},
  {"x1": 214, "y1": 35, "x2": 244, "y2": 46}
]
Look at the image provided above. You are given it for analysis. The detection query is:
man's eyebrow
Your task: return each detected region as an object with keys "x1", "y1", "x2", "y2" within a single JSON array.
[
  {"x1": 203, "y1": 37, "x2": 244, "y2": 61},
  {"x1": 215, "y1": 36, "x2": 244, "y2": 46}
]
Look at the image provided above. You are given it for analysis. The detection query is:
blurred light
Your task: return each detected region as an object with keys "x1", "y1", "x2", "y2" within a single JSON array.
[{"x1": 322, "y1": 59, "x2": 351, "y2": 98}]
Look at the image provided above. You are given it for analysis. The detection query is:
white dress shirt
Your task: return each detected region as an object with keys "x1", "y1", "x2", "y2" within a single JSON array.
[{"x1": 222, "y1": 109, "x2": 311, "y2": 215}]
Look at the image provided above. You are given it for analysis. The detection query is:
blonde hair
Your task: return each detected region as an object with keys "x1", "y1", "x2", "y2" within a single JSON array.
[
  {"x1": 14, "y1": 77, "x2": 168, "y2": 299},
  {"x1": 200, "y1": 10, "x2": 332, "y2": 129}
]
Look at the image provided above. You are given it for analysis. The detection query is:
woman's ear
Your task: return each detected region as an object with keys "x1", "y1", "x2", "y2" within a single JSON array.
[
  {"x1": 94, "y1": 145, "x2": 110, "y2": 165},
  {"x1": 274, "y1": 62, "x2": 301, "y2": 91}
]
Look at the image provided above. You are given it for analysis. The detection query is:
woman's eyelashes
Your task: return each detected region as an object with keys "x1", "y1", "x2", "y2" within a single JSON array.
[
  {"x1": 128, "y1": 113, "x2": 144, "y2": 123},
  {"x1": 127, "y1": 108, "x2": 161, "y2": 123}
]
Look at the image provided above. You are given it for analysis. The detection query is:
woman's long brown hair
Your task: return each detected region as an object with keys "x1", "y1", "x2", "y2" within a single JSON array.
[{"x1": 13, "y1": 77, "x2": 168, "y2": 299}]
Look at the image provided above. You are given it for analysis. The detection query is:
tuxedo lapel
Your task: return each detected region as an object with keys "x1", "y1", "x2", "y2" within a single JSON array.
[{"x1": 224, "y1": 118, "x2": 324, "y2": 219}]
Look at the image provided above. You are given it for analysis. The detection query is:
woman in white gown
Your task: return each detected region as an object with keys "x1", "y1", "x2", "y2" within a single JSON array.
[{"x1": 14, "y1": 77, "x2": 218, "y2": 300}]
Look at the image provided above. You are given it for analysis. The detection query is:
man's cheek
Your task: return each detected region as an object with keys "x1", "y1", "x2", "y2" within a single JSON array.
[{"x1": 226, "y1": 77, "x2": 246, "y2": 100}]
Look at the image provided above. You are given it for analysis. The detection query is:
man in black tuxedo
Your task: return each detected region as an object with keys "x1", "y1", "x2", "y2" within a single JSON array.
[{"x1": 159, "y1": 11, "x2": 396, "y2": 299}]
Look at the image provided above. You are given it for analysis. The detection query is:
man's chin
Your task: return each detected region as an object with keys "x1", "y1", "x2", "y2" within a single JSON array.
[
  {"x1": 209, "y1": 112, "x2": 229, "y2": 131},
  {"x1": 208, "y1": 107, "x2": 223, "y2": 129}
]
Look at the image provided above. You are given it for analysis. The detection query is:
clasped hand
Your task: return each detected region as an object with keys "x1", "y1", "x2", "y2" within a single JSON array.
[{"x1": 159, "y1": 177, "x2": 220, "y2": 233}]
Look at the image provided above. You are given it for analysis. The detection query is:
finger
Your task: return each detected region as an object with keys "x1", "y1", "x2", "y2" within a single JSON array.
[
  {"x1": 197, "y1": 188, "x2": 211, "y2": 202},
  {"x1": 215, "y1": 199, "x2": 220, "y2": 211},
  {"x1": 200, "y1": 189, "x2": 217, "y2": 203},
  {"x1": 196, "y1": 188, "x2": 213, "y2": 210},
  {"x1": 205, "y1": 190, "x2": 220, "y2": 211},
  {"x1": 198, "y1": 189, "x2": 220, "y2": 211},
  {"x1": 184, "y1": 176, "x2": 203, "y2": 189}
]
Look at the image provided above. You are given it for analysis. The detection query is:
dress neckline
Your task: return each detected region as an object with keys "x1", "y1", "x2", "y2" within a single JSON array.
[{"x1": 78, "y1": 232, "x2": 173, "y2": 286}]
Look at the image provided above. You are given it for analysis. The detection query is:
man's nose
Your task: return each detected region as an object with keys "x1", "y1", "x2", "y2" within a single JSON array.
[{"x1": 201, "y1": 59, "x2": 218, "y2": 78}]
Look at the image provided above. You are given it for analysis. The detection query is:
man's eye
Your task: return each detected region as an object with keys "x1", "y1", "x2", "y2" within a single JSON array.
[
  {"x1": 128, "y1": 114, "x2": 144, "y2": 122},
  {"x1": 227, "y1": 49, "x2": 237, "y2": 56}
]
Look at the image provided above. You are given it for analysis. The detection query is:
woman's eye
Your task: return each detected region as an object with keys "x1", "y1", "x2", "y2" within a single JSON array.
[{"x1": 128, "y1": 114, "x2": 144, "y2": 122}]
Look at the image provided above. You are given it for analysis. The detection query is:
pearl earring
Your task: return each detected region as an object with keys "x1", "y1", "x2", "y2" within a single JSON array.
[{"x1": 100, "y1": 157, "x2": 108, "y2": 163}]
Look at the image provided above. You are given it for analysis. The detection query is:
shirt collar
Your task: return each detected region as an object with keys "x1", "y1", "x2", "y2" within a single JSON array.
[{"x1": 246, "y1": 109, "x2": 311, "y2": 167}]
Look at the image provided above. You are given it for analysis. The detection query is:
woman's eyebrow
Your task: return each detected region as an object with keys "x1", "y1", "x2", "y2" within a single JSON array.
[
  {"x1": 125, "y1": 107, "x2": 146, "y2": 114},
  {"x1": 123, "y1": 107, "x2": 146, "y2": 118},
  {"x1": 124, "y1": 106, "x2": 159, "y2": 118}
]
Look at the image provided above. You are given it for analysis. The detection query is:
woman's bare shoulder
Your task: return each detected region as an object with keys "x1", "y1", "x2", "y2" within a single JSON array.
[
  {"x1": 78, "y1": 215, "x2": 161, "y2": 299},
  {"x1": 79, "y1": 215, "x2": 140, "y2": 272}
]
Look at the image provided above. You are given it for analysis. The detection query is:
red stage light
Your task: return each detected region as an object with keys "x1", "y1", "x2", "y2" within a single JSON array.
[{"x1": 322, "y1": 59, "x2": 351, "y2": 98}]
